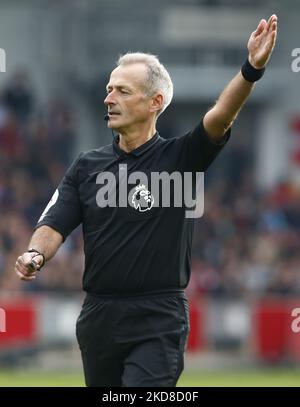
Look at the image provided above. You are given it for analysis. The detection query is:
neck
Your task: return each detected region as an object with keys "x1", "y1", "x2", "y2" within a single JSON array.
[{"x1": 117, "y1": 123, "x2": 157, "y2": 153}]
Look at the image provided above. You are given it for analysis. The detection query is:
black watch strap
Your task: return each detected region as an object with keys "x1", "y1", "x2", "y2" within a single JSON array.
[{"x1": 27, "y1": 249, "x2": 46, "y2": 267}]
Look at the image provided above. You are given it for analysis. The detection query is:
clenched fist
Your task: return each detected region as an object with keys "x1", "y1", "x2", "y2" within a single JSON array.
[{"x1": 15, "y1": 251, "x2": 44, "y2": 281}]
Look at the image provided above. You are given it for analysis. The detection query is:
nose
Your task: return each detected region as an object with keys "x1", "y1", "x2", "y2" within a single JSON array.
[{"x1": 104, "y1": 91, "x2": 116, "y2": 106}]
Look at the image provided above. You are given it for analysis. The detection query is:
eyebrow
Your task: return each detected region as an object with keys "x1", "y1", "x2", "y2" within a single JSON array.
[{"x1": 106, "y1": 84, "x2": 132, "y2": 92}]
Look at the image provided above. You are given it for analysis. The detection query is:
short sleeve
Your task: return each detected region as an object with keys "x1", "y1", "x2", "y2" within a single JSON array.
[
  {"x1": 179, "y1": 118, "x2": 231, "y2": 172},
  {"x1": 35, "y1": 154, "x2": 83, "y2": 241}
]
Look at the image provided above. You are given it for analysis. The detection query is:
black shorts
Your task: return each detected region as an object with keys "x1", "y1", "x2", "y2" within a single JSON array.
[{"x1": 76, "y1": 291, "x2": 190, "y2": 387}]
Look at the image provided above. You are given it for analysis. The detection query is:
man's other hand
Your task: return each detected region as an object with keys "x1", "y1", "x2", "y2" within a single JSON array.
[
  {"x1": 15, "y1": 252, "x2": 44, "y2": 281},
  {"x1": 248, "y1": 14, "x2": 278, "y2": 69}
]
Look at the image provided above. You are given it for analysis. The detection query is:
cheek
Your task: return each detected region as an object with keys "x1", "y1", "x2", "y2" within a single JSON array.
[
  {"x1": 124, "y1": 107, "x2": 139, "y2": 118},
  {"x1": 122, "y1": 97, "x2": 149, "y2": 119},
  {"x1": 130, "y1": 102, "x2": 148, "y2": 118}
]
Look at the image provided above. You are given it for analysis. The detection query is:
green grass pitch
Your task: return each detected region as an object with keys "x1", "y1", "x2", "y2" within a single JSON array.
[{"x1": 0, "y1": 368, "x2": 299, "y2": 387}]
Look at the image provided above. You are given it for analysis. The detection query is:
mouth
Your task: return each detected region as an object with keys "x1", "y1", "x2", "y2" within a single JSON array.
[{"x1": 108, "y1": 112, "x2": 121, "y2": 118}]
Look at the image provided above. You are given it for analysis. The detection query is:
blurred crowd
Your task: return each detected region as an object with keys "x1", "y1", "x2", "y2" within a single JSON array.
[
  {"x1": 0, "y1": 71, "x2": 82, "y2": 295},
  {"x1": 189, "y1": 176, "x2": 300, "y2": 298},
  {"x1": 1, "y1": 72, "x2": 300, "y2": 298}
]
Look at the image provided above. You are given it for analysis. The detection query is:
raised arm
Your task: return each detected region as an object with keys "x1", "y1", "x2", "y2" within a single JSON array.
[
  {"x1": 203, "y1": 14, "x2": 278, "y2": 141},
  {"x1": 15, "y1": 225, "x2": 63, "y2": 281}
]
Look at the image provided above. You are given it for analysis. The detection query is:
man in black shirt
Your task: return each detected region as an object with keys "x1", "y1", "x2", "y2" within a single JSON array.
[{"x1": 15, "y1": 15, "x2": 277, "y2": 386}]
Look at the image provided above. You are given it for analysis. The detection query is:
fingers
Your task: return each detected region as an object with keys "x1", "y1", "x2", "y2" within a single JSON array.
[
  {"x1": 255, "y1": 15, "x2": 277, "y2": 38},
  {"x1": 254, "y1": 19, "x2": 267, "y2": 37},
  {"x1": 266, "y1": 17, "x2": 278, "y2": 49},
  {"x1": 266, "y1": 33, "x2": 277, "y2": 55},
  {"x1": 267, "y1": 14, "x2": 277, "y2": 31},
  {"x1": 15, "y1": 261, "x2": 37, "y2": 281},
  {"x1": 271, "y1": 21, "x2": 277, "y2": 39},
  {"x1": 14, "y1": 252, "x2": 42, "y2": 281},
  {"x1": 16, "y1": 270, "x2": 36, "y2": 281},
  {"x1": 15, "y1": 256, "x2": 36, "y2": 275}
]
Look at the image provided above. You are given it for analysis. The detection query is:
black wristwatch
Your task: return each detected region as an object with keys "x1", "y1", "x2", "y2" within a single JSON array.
[{"x1": 28, "y1": 248, "x2": 46, "y2": 268}]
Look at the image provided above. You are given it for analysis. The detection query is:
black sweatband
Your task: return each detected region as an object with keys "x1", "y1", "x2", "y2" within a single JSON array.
[
  {"x1": 241, "y1": 58, "x2": 265, "y2": 82},
  {"x1": 27, "y1": 248, "x2": 46, "y2": 268}
]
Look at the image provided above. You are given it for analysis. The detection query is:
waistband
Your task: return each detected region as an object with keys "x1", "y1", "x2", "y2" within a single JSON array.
[{"x1": 86, "y1": 288, "x2": 186, "y2": 301}]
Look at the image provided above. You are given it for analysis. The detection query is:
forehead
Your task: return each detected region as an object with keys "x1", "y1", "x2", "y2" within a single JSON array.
[{"x1": 107, "y1": 63, "x2": 147, "y2": 89}]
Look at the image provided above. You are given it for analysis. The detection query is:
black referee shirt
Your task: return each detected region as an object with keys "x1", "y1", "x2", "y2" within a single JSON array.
[{"x1": 36, "y1": 119, "x2": 230, "y2": 296}]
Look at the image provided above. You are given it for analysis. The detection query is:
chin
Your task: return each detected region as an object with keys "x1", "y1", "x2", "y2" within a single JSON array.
[
  {"x1": 108, "y1": 119, "x2": 127, "y2": 132},
  {"x1": 108, "y1": 122, "x2": 121, "y2": 131}
]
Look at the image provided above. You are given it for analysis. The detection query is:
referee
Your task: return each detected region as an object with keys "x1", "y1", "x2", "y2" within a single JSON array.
[{"x1": 15, "y1": 15, "x2": 277, "y2": 387}]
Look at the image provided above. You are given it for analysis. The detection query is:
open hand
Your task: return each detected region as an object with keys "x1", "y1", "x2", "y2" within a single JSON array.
[{"x1": 248, "y1": 14, "x2": 278, "y2": 69}]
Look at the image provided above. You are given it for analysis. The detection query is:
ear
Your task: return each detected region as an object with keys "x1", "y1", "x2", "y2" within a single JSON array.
[{"x1": 149, "y1": 93, "x2": 164, "y2": 114}]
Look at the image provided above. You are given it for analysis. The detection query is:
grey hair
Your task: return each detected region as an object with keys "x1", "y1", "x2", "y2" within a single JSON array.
[{"x1": 117, "y1": 52, "x2": 173, "y2": 117}]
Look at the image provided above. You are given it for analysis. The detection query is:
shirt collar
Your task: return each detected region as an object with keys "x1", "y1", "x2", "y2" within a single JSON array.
[{"x1": 113, "y1": 132, "x2": 160, "y2": 158}]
